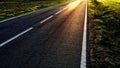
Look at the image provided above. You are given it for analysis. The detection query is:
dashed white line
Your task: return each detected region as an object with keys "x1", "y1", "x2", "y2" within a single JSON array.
[
  {"x1": 0, "y1": 5, "x2": 67, "y2": 47},
  {"x1": 40, "y1": 15, "x2": 53, "y2": 24},
  {"x1": 80, "y1": 0, "x2": 87, "y2": 68},
  {"x1": 63, "y1": 7, "x2": 67, "y2": 10},
  {"x1": 0, "y1": 27, "x2": 33, "y2": 47},
  {"x1": 55, "y1": 7, "x2": 67, "y2": 14},
  {"x1": 55, "y1": 10, "x2": 63, "y2": 14},
  {"x1": 0, "y1": 15, "x2": 53, "y2": 47}
]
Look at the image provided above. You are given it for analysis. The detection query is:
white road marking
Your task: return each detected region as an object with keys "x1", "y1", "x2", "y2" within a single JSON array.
[
  {"x1": 55, "y1": 7, "x2": 67, "y2": 14},
  {"x1": 63, "y1": 7, "x2": 67, "y2": 10},
  {"x1": 0, "y1": 14, "x2": 53, "y2": 47},
  {"x1": 0, "y1": 10, "x2": 40, "y2": 24},
  {"x1": 0, "y1": 27, "x2": 33, "y2": 47},
  {"x1": 0, "y1": 14, "x2": 54, "y2": 47},
  {"x1": 0, "y1": 3, "x2": 67, "y2": 24},
  {"x1": 0, "y1": 3, "x2": 68, "y2": 47},
  {"x1": 55, "y1": 10, "x2": 63, "y2": 14},
  {"x1": 40, "y1": 15, "x2": 53, "y2": 24},
  {"x1": 80, "y1": 0, "x2": 87, "y2": 68}
]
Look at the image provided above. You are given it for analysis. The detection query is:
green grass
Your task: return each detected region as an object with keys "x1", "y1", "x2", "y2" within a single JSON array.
[
  {"x1": 0, "y1": 0, "x2": 68, "y2": 21},
  {"x1": 88, "y1": 0, "x2": 120, "y2": 68}
]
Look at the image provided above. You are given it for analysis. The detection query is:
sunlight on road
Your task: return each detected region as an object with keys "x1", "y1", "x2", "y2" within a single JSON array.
[{"x1": 67, "y1": 0, "x2": 82, "y2": 10}]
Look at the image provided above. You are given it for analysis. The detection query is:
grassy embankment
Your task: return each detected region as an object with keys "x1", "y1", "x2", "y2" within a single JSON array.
[
  {"x1": 0, "y1": 0, "x2": 68, "y2": 21},
  {"x1": 88, "y1": 0, "x2": 120, "y2": 68}
]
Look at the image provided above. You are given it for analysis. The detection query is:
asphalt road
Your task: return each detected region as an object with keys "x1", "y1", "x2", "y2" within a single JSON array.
[{"x1": 0, "y1": 0, "x2": 86, "y2": 68}]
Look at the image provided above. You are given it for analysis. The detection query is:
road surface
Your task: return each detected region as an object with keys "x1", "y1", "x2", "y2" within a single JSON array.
[{"x1": 0, "y1": 0, "x2": 87, "y2": 68}]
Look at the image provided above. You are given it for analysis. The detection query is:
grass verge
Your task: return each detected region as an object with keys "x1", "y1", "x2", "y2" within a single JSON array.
[
  {"x1": 88, "y1": 0, "x2": 120, "y2": 68},
  {"x1": 0, "y1": 0, "x2": 68, "y2": 21}
]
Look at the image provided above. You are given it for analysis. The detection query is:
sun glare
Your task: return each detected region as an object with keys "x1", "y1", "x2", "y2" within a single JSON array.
[{"x1": 67, "y1": 0, "x2": 82, "y2": 10}]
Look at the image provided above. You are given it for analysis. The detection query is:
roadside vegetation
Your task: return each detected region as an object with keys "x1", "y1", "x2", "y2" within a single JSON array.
[
  {"x1": 88, "y1": 0, "x2": 120, "y2": 67},
  {"x1": 0, "y1": 0, "x2": 68, "y2": 21}
]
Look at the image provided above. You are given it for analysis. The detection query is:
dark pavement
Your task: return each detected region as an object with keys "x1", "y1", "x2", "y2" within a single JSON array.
[{"x1": 0, "y1": 0, "x2": 86, "y2": 68}]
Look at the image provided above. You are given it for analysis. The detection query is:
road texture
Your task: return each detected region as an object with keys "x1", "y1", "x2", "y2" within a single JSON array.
[{"x1": 0, "y1": 0, "x2": 87, "y2": 68}]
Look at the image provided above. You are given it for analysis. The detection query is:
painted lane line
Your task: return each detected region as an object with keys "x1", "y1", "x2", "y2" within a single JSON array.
[
  {"x1": 63, "y1": 7, "x2": 67, "y2": 10},
  {"x1": 0, "y1": 9, "x2": 40, "y2": 24},
  {"x1": 61, "y1": 7, "x2": 67, "y2": 11},
  {"x1": 55, "y1": 7, "x2": 67, "y2": 14},
  {"x1": 55, "y1": 10, "x2": 63, "y2": 14},
  {"x1": 80, "y1": 0, "x2": 87, "y2": 68},
  {"x1": 0, "y1": 27, "x2": 33, "y2": 47},
  {"x1": 0, "y1": 15, "x2": 53, "y2": 47},
  {"x1": 0, "y1": 3, "x2": 67, "y2": 24},
  {"x1": 40, "y1": 15, "x2": 53, "y2": 24}
]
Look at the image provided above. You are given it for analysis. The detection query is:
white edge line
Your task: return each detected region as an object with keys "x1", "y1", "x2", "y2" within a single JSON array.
[
  {"x1": 0, "y1": 10, "x2": 38, "y2": 24},
  {"x1": 80, "y1": 0, "x2": 87, "y2": 68},
  {"x1": 40, "y1": 15, "x2": 53, "y2": 24},
  {"x1": 0, "y1": 3, "x2": 68, "y2": 47},
  {"x1": 0, "y1": 27, "x2": 33, "y2": 47},
  {"x1": 0, "y1": 5, "x2": 54, "y2": 23},
  {"x1": 0, "y1": 3, "x2": 68, "y2": 24},
  {"x1": 0, "y1": 14, "x2": 53, "y2": 47}
]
